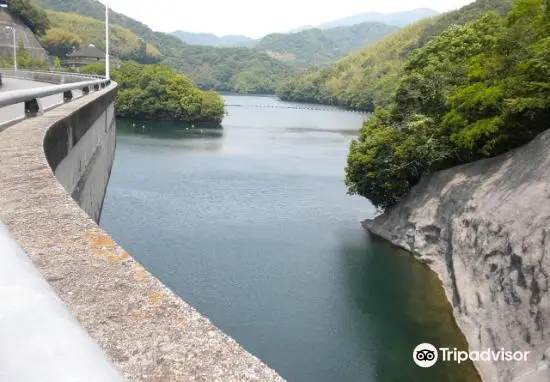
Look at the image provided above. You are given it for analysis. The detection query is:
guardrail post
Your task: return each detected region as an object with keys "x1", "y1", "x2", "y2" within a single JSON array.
[
  {"x1": 63, "y1": 90, "x2": 73, "y2": 103},
  {"x1": 24, "y1": 98, "x2": 43, "y2": 117}
]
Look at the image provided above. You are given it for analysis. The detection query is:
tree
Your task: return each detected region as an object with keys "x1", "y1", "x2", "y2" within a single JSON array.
[
  {"x1": 7, "y1": 0, "x2": 50, "y2": 36},
  {"x1": 345, "y1": 0, "x2": 550, "y2": 209},
  {"x1": 17, "y1": 39, "x2": 30, "y2": 68},
  {"x1": 40, "y1": 28, "x2": 81, "y2": 58},
  {"x1": 82, "y1": 61, "x2": 226, "y2": 124}
]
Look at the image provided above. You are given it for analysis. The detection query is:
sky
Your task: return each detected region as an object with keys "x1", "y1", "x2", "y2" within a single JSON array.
[{"x1": 103, "y1": 0, "x2": 475, "y2": 39}]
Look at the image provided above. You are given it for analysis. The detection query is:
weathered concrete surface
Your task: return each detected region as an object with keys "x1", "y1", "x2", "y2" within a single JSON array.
[
  {"x1": 0, "y1": 223, "x2": 125, "y2": 382},
  {"x1": 45, "y1": 87, "x2": 117, "y2": 222},
  {"x1": 0, "y1": 85, "x2": 284, "y2": 381},
  {"x1": 366, "y1": 130, "x2": 550, "y2": 382}
]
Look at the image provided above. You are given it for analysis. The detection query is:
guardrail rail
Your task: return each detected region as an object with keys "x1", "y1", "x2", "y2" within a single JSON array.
[{"x1": 0, "y1": 69, "x2": 111, "y2": 129}]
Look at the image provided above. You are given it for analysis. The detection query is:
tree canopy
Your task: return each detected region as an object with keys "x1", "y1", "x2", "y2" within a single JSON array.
[
  {"x1": 345, "y1": 0, "x2": 550, "y2": 210},
  {"x1": 40, "y1": 27, "x2": 81, "y2": 57},
  {"x1": 82, "y1": 62, "x2": 226, "y2": 124}
]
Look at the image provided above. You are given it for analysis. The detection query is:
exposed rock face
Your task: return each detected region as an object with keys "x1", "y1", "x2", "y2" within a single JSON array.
[{"x1": 366, "y1": 130, "x2": 550, "y2": 382}]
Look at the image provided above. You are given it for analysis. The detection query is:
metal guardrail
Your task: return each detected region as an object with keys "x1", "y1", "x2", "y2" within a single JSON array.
[
  {"x1": 0, "y1": 69, "x2": 107, "y2": 82},
  {"x1": 1, "y1": 69, "x2": 107, "y2": 80},
  {"x1": 0, "y1": 70, "x2": 112, "y2": 129},
  {"x1": 0, "y1": 78, "x2": 111, "y2": 112}
]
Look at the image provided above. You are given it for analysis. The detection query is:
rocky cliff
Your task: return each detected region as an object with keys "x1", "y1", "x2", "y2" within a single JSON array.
[{"x1": 365, "y1": 129, "x2": 550, "y2": 382}]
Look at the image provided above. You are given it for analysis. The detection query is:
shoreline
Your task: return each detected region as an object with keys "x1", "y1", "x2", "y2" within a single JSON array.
[{"x1": 363, "y1": 219, "x2": 485, "y2": 381}]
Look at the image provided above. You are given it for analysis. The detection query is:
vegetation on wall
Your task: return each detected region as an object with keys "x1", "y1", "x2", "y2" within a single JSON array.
[
  {"x1": 81, "y1": 62, "x2": 226, "y2": 124},
  {"x1": 345, "y1": 0, "x2": 550, "y2": 209},
  {"x1": 277, "y1": 0, "x2": 514, "y2": 110},
  {"x1": 0, "y1": 39, "x2": 48, "y2": 69}
]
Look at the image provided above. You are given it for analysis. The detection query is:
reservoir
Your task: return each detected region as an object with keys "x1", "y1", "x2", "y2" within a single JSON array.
[{"x1": 100, "y1": 95, "x2": 479, "y2": 381}]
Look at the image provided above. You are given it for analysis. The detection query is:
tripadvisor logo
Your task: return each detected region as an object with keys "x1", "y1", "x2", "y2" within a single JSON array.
[
  {"x1": 413, "y1": 343, "x2": 438, "y2": 368},
  {"x1": 413, "y1": 343, "x2": 530, "y2": 368}
]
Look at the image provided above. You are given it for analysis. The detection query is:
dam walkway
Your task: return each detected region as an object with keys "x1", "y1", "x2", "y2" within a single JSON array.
[{"x1": 0, "y1": 69, "x2": 283, "y2": 382}]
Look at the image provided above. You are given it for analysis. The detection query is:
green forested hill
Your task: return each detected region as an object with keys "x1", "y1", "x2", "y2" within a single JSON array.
[
  {"x1": 163, "y1": 46, "x2": 296, "y2": 93},
  {"x1": 254, "y1": 22, "x2": 398, "y2": 68},
  {"x1": 277, "y1": 0, "x2": 514, "y2": 109},
  {"x1": 346, "y1": 0, "x2": 550, "y2": 209},
  {"x1": 33, "y1": 0, "x2": 188, "y2": 56},
  {"x1": 44, "y1": 10, "x2": 160, "y2": 62},
  {"x1": 33, "y1": 0, "x2": 298, "y2": 93}
]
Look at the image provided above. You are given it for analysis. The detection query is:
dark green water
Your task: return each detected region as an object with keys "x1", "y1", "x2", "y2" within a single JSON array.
[{"x1": 100, "y1": 95, "x2": 479, "y2": 382}]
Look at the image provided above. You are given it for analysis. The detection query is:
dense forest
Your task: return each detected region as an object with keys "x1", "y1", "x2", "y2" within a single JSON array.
[
  {"x1": 346, "y1": 0, "x2": 550, "y2": 209},
  {"x1": 162, "y1": 47, "x2": 296, "y2": 94},
  {"x1": 82, "y1": 62, "x2": 225, "y2": 124},
  {"x1": 254, "y1": 22, "x2": 398, "y2": 68},
  {"x1": 277, "y1": 0, "x2": 514, "y2": 110}
]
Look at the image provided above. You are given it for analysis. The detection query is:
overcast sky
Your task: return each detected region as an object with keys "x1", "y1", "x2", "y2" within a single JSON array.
[{"x1": 103, "y1": 0, "x2": 475, "y2": 38}]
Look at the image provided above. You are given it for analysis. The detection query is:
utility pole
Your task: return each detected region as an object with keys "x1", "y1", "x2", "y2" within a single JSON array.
[{"x1": 105, "y1": 0, "x2": 110, "y2": 79}]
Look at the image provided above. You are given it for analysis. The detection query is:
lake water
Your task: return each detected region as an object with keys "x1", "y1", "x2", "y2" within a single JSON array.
[{"x1": 100, "y1": 95, "x2": 479, "y2": 381}]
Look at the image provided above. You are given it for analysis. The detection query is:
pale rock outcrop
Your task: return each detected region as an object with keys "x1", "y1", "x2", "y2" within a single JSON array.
[{"x1": 366, "y1": 129, "x2": 550, "y2": 382}]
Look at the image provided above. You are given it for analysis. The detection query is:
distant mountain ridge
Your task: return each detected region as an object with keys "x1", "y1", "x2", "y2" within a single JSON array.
[
  {"x1": 290, "y1": 8, "x2": 439, "y2": 32},
  {"x1": 255, "y1": 22, "x2": 398, "y2": 68},
  {"x1": 172, "y1": 21, "x2": 397, "y2": 69},
  {"x1": 171, "y1": 31, "x2": 255, "y2": 47}
]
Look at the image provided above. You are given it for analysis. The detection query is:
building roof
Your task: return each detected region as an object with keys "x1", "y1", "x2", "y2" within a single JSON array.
[{"x1": 67, "y1": 44, "x2": 104, "y2": 59}]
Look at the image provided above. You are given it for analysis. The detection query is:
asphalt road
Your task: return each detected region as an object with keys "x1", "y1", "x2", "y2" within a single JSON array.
[{"x1": 0, "y1": 77, "x2": 69, "y2": 125}]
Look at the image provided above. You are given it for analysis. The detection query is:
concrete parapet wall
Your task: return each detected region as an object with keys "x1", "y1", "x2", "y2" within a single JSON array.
[
  {"x1": 0, "y1": 83, "x2": 284, "y2": 380},
  {"x1": 44, "y1": 86, "x2": 117, "y2": 222}
]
